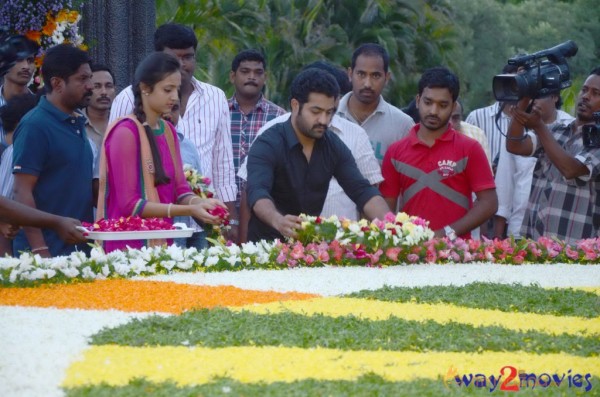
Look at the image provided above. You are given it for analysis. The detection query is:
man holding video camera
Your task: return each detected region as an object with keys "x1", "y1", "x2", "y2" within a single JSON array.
[{"x1": 506, "y1": 67, "x2": 600, "y2": 243}]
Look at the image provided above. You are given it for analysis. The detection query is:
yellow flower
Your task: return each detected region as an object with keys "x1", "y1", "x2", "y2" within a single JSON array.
[{"x1": 395, "y1": 212, "x2": 410, "y2": 223}]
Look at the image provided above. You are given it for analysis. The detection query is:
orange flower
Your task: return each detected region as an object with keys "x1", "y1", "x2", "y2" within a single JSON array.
[
  {"x1": 67, "y1": 10, "x2": 80, "y2": 23},
  {"x1": 24, "y1": 31, "x2": 42, "y2": 44},
  {"x1": 56, "y1": 9, "x2": 68, "y2": 22},
  {"x1": 42, "y1": 17, "x2": 57, "y2": 36},
  {"x1": 0, "y1": 280, "x2": 319, "y2": 314},
  {"x1": 34, "y1": 56, "x2": 44, "y2": 68}
]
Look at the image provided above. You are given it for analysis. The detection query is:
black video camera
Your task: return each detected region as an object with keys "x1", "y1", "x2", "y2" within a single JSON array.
[
  {"x1": 582, "y1": 112, "x2": 600, "y2": 149},
  {"x1": 493, "y1": 40, "x2": 578, "y2": 102},
  {"x1": 0, "y1": 26, "x2": 40, "y2": 77}
]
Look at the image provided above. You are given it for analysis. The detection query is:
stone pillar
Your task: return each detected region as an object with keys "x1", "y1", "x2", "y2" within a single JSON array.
[{"x1": 81, "y1": 0, "x2": 155, "y2": 90}]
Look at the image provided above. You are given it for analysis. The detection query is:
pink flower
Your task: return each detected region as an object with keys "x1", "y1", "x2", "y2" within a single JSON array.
[
  {"x1": 317, "y1": 250, "x2": 330, "y2": 262},
  {"x1": 386, "y1": 247, "x2": 401, "y2": 262},
  {"x1": 370, "y1": 249, "x2": 383, "y2": 265},
  {"x1": 425, "y1": 248, "x2": 437, "y2": 263},
  {"x1": 565, "y1": 246, "x2": 579, "y2": 260},
  {"x1": 384, "y1": 212, "x2": 396, "y2": 223},
  {"x1": 449, "y1": 250, "x2": 460, "y2": 262},
  {"x1": 290, "y1": 243, "x2": 304, "y2": 260},
  {"x1": 276, "y1": 251, "x2": 287, "y2": 264},
  {"x1": 412, "y1": 217, "x2": 428, "y2": 227},
  {"x1": 304, "y1": 255, "x2": 315, "y2": 265},
  {"x1": 584, "y1": 250, "x2": 597, "y2": 261},
  {"x1": 407, "y1": 253, "x2": 419, "y2": 263}
]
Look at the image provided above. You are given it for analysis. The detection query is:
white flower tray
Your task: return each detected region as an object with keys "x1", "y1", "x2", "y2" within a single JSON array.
[{"x1": 78, "y1": 224, "x2": 194, "y2": 241}]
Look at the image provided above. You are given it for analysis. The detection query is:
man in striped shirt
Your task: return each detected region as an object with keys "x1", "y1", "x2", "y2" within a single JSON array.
[
  {"x1": 109, "y1": 23, "x2": 237, "y2": 235},
  {"x1": 228, "y1": 49, "x2": 285, "y2": 221}
]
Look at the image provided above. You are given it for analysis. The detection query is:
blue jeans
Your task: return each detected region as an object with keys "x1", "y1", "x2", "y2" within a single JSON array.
[{"x1": 173, "y1": 231, "x2": 207, "y2": 250}]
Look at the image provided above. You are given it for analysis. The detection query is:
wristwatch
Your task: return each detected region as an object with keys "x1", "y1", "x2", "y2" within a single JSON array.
[
  {"x1": 444, "y1": 225, "x2": 457, "y2": 241},
  {"x1": 229, "y1": 219, "x2": 240, "y2": 226}
]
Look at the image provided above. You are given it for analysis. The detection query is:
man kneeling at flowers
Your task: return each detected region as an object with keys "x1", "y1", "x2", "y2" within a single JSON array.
[{"x1": 246, "y1": 68, "x2": 391, "y2": 242}]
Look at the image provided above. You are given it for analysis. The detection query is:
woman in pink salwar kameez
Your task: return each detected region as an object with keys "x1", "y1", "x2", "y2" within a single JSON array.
[{"x1": 97, "y1": 52, "x2": 225, "y2": 252}]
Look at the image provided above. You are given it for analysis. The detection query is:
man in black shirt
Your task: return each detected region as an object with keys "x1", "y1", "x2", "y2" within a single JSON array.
[{"x1": 246, "y1": 68, "x2": 390, "y2": 241}]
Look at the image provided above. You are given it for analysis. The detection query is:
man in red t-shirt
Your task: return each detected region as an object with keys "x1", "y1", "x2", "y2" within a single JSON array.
[{"x1": 380, "y1": 67, "x2": 497, "y2": 240}]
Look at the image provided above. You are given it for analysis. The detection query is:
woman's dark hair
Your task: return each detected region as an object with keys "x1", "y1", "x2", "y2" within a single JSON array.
[{"x1": 132, "y1": 51, "x2": 180, "y2": 186}]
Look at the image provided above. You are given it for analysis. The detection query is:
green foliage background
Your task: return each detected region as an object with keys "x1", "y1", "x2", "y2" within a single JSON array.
[{"x1": 156, "y1": 0, "x2": 599, "y2": 115}]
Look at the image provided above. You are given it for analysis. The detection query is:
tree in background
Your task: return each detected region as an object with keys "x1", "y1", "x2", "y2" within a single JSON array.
[
  {"x1": 156, "y1": 0, "x2": 599, "y2": 115},
  {"x1": 156, "y1": 0, "x2": 456, "y2": 109},
  {"x1": 452, "y1": 0, "x2": 598, "y2": 113}
]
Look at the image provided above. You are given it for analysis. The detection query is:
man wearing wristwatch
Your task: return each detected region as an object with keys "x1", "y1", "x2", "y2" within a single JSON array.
[{"x1": 380, "y1": 67, "x2": 498, "y2": 240}]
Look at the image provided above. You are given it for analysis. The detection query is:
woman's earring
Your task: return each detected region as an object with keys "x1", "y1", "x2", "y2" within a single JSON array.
[{"x1": 143, "y1": 91, "x2": 149, "y2": 96}]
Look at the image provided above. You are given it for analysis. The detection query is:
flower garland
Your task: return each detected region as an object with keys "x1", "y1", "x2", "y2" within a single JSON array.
[
  {"x1": 0, "y1": 0, "x2": 86, "y2": 90},
  {"x1": 1, "y1": 213, "x2": 599, "y2": 286}
]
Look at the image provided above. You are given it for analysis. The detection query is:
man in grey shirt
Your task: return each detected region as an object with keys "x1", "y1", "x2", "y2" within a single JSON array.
[{"x1": 337, "y1": 43, "x2": 414, "y2": 164}]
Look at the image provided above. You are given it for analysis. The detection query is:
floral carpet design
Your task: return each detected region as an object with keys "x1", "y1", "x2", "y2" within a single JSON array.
[{"x1": 1, "y1": 267, "x2": 599, "y2": 396}]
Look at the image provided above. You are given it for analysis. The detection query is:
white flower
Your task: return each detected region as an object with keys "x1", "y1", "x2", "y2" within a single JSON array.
[
  {"x1": 192, "y1": 253, "x2": 205, "y2": 264},
  {"x1": 207, "y1": 246, "x2": 224, "y2": 256},
  {"x1": 225, "y1": 255, "x2": 240, "y2": 266},
  {"x1": 113, "y1": 263, "x2": 131, "y2": 276},
  {"x1": 204, "y1": 256, "x2": 219, "y2": 267},
  {"x1": 161, "y1": 260, "x2": 176, "y2": 271},
  {"x1": 90, "y1": 246, "x2": 107, "y2": 262},
  {"x1": 81, "y1": 266, "x2": 96, "y2": 279},
  {"x1": 129, "y1": 258, "x2": 149, "y2": 274},
  {"x1": 59, "y1": 266, "x2": 79, "y2": 278},
  {"x1": 166, "y1": 245, "x2": 184, "y2": 261},
  {"x1": 241, "y1": 243, "x2": 259, "y2": 255},
  {"x1": 177, "y1": 260, "x2": 194, "y2": 270},
  {"x1": 9, "y1": 269, "x2": 18, "y2": 283},
  {"x1": 226, "y1": 244, "x2": 241, "y2": 256}
]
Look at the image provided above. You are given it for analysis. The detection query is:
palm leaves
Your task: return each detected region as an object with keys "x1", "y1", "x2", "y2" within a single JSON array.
[{"x1": 155, "y1": 0, "x2": 456, "y2": 108}]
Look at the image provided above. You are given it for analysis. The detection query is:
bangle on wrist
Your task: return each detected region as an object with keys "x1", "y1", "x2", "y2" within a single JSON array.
[
  {"x1": 167, "y1": 203, "x2": 173, "y2": 218},
  {"x1": 31, "y1": 246, "x2": 49, "y2": 253}
]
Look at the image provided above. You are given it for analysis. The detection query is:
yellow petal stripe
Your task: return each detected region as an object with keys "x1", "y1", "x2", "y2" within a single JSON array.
[
  {"x1": 573, "y1": 287, "x2": 600, "y2": 295},
  {"x1": 233, "y1": 298, "x2": 600, "y2": 336},
  {"x1": 63, "y1": 345, "x2": 599, "y2": 387}
]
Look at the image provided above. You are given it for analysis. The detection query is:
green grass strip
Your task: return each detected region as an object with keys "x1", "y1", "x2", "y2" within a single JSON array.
[
  {"x1": 90, "y1": 308, "x2": 599, "y2": 357},
  {"x1": 347, "y1": 283, "x2": 600, "y2": 318},
  {"x1": 64, "y1": 375, "x2": 596, "y2": 397}
]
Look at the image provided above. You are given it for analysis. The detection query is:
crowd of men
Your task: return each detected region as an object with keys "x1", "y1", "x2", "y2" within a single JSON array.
[{"x1": 1, "y1": 22, "x2": 599, "y2": 257}]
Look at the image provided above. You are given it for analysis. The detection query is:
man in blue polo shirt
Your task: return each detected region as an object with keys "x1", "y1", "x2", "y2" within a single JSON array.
[{"x1": 12, "y1": 44, "x2": 95, "y2": 257}]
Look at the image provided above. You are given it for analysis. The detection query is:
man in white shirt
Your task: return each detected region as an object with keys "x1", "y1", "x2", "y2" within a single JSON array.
[
  {"x1": 337, "y1": 43, "x2": 414, "y2": 164},
  {"x1": 109, "y1": 23, "x2": 238, "y2": 238}
]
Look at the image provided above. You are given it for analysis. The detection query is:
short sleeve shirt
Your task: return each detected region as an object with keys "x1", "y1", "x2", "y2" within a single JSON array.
[
  {"x1": 380, "y1": 124, "x2": 496, "y2": 236},
  {"x1": 12, "y1": 96, "x2": 94, "y2": 255}
]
